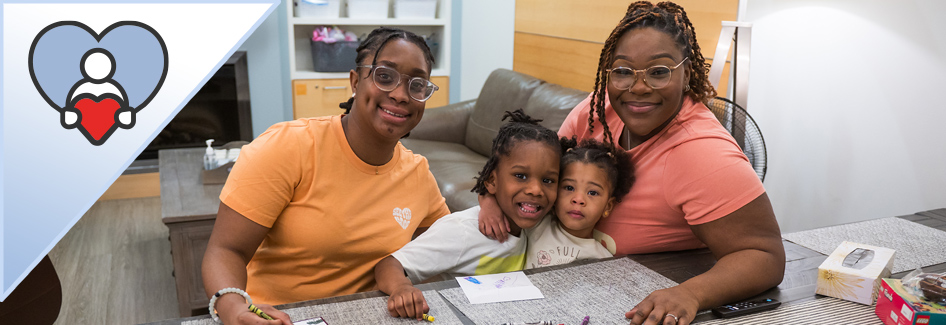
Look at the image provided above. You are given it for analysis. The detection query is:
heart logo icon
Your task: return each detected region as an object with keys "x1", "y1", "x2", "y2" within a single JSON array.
[
  {"x1": 74, "y1": 96, "x2": 121, "y2": 140},
  {"x1": 393, "y1": 207, "x2": 412, "y2": 229},
  {"x1": 28, "y1": 21, "x2": 168, "y2": 145}
]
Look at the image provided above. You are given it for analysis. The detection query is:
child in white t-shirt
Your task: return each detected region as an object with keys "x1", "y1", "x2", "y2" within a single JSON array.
[
  {"x1": 375, "y1": 110, "x2": 563, "y2": 320},
  {"x1": 525, "y1": 138, "x2": 634, "y2": 269}
]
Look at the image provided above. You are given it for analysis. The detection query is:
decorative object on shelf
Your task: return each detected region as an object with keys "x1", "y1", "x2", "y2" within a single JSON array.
[{"x1": 295, "y1": 0, "x2": 341, "y2": 18}]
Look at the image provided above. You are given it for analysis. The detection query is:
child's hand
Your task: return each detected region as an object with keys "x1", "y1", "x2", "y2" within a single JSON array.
[
  {"x1": 386, "y1": 284, "x2": 429, "y2": 320},
  {"x1": 478, "y1": 193, "x2": 510, "y2": 242}
]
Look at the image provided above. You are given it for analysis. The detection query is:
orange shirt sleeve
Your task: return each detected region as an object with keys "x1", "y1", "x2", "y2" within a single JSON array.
[
  {"x1": 220, "y1": 123, "x2": 306, "y2": 227},
  {"x1": 663, "y1": 137, "x2": 765, "y2": 225}
]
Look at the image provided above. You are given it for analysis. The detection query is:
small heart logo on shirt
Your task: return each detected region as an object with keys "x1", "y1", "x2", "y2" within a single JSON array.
[{"x1": 393, "y1": 207, "x2": 412, "y2": 229}]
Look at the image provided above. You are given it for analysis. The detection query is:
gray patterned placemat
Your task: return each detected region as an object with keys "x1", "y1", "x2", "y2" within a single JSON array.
[
  {"x1": 184, "y1": 290, "x2": 463, "y2": 325},
  {"x1": 440, "y1": 258, "x2": 677, "y2": 325},
  {"x1": 694, "y1": 297, "x2": 881, "y2": 324},
  {"x1": 782, "y1": 217, "x2": 946, "y2": 273}
]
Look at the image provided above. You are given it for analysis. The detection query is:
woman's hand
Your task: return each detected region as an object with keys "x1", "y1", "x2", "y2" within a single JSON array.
[
  {"x1": 216, "y1": 296, "x2": 292, "y2": 325},
  {"x1": 386, "y1": 284, "x2": 429, "y2": 320},
  {"x1": 477, "y1": 193, "x2": 509, "y2": 242},
  {"x1": 626, "y1": 193, "x2": 785, "y2": 325},
  {"x1": 204, "y1": 203, "x2": 290, "y2": 324},
  {"x1": 625, "y1": 286, "x2": 699, "y2": 325}
]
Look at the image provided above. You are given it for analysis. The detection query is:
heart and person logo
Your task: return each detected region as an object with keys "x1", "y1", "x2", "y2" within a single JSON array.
[
  {"x1": 28, "y1": 21, "x2": 168, "y2": 145},
  {"x1": 393, "y1": 207, "x2": 412, "y2": 229}
]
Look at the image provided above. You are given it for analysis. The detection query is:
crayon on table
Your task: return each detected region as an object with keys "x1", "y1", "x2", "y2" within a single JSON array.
[
  {"x1": 580, "y1": 316, "x2": 590, "y2": 325},
  {"x1": 422, "y1": 313, "x2": 435, "y2": 322}
]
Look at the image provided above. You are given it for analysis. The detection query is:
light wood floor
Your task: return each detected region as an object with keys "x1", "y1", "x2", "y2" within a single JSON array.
[{"x1": 49, "y1": 196, "x2": 179, "y2": 324}]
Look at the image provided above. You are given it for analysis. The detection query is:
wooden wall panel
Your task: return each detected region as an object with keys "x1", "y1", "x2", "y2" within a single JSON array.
[
  {"x1": 514, "y1": 0, "x2": 737, "y2": 95},
  {"x1": 515, "y1": 0, "x2": 626, "y2": 43},
  {"x1": 426, "y1": 76, "x2": 450, "y2": 108},
  {"x1": 513, "y1": 32, "x2": 601, "y2": 92}
]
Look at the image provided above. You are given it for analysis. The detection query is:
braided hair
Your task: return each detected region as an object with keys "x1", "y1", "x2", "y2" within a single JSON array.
[
  {"x1": 471, "y1": 109, "x2": 562, "y2": 196},
  {"x1": 559, "y1": 137, "x2": 634, "y2": 202},
  {"x1": 588, "y1": 1, "x2": 717, "y2": 145},
  {"x1": 339, "y1": 27, "x2": 436, "y2": 113}
]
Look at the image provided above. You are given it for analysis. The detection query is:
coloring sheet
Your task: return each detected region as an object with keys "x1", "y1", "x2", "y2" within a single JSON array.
[{"x1": 456, "y1": 271, "x2": 544, "y2": 304}]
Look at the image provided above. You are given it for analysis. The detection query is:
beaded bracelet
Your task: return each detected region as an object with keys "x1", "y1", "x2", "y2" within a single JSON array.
[{"x1": 208, "y1": 287, "x2": 253, "y2": 323}]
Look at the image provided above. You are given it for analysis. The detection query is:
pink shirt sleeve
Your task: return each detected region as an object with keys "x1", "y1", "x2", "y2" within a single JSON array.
[
  {"x1": 558, "y1": 93, "x2": 594, "y2": 138},
  {"x1": 663, "y1": 137, "x2": 765, "y2": 225}
]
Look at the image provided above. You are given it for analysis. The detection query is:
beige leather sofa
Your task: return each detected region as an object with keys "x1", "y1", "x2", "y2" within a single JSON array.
[{"x1": 401, "y1": 69, "x2": 588, "y2": 212}]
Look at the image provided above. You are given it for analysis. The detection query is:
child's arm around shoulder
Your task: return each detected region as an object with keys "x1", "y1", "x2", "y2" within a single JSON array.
[
  {"x1": 477, "y1": 194, "x2": 510, "y2": 242},
  {"x1": 375, "y1": 256, "x2": 429, "y2": 320}
]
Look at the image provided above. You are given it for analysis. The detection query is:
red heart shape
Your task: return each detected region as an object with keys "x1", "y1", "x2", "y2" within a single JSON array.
[{"x1": 74, "y1": 98, "x2": 121, "y2": 141}]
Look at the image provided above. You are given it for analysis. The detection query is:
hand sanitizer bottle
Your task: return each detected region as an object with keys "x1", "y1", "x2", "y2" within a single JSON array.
[{"x1": 204, "y1": 139, "x2": 216, "y2": 170}]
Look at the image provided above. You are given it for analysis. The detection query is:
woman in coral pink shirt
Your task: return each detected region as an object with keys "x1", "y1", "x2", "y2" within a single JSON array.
[{"x1": 480, "y1": 2, "x2": 784, "y2": 325}]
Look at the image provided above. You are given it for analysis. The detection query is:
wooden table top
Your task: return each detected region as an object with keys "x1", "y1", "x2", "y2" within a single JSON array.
[
  {"x1": 143, "y1": 204, "x2": 946, "y2": 325},
  {"x1": 160, "y1": 148, "x2": 224, "y2": 224}
]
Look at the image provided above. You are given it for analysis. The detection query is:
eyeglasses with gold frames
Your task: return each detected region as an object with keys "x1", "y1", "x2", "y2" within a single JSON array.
[{"x1": 606, "y1": 57, "x2": 689, "y2": 90}]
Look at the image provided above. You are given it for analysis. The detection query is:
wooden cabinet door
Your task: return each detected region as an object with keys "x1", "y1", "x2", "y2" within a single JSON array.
[
  {"x1": 167, "y1": 219, "x2": 215, "y2": 317},
  {"x1": 293, "y1": 77, "x2": 450, "y2": 118},
  {"x1": 426, "y1": 76, "x2": 449, "y2": 109},
  {"x1": 293, "y1": 79, "x2": 353, "y2": 119}
]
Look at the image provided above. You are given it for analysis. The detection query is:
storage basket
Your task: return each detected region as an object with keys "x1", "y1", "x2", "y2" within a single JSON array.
[{"x1": 310, "y1": 39, "x2": 360, "y2": 72}]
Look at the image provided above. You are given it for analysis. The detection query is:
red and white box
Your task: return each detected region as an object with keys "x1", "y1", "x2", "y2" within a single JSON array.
[{"x1": 875, "y1": 278, "x2": 946, "y2": 325}]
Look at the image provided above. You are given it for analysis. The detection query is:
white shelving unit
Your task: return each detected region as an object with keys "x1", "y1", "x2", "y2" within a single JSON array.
[{"x1": 286, "y1": 1, "x2": 452, "y2": 80}]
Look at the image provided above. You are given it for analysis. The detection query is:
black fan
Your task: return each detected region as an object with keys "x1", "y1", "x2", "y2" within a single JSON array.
[{"x1": 705, "y1": 97, "x2": 767, "y2": 182}]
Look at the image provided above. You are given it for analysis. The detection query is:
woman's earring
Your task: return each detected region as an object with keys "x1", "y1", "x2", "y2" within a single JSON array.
[
  {"x1": 684, "y1": 84, "x2": 691, "y2": 92},
  {"x1": 351, "y1": 92, "x2": 356, "y2": 98}
]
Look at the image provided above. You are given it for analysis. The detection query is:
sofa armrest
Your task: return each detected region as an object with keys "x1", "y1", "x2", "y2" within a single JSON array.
[{"x1": 406, "y1": 99, "x2": 476, "y2": 144}]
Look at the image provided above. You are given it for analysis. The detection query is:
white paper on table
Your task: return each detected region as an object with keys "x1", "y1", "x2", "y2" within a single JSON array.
[
  {"x1": 455, "y1": 271, "x2": 544, "y2": 304},
  {"x1": 292, "y1": 317, "x2": 327, "y2": 325}
]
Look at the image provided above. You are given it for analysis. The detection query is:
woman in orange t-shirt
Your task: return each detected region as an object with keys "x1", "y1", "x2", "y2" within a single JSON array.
[
  {"x1": 201, "y1": 27, "x2": 450, "y2": 325},
  {"x1": 480, "y1": 2, "x2": 784, "y2": 325}
]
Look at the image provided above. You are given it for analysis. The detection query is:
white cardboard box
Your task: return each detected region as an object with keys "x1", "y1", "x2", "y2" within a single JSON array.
[
  {"x1": 816, "y1": 241, "x2": 895, "y2": 305},
  {"x1": 394, "y1": 0, "x2": 436, "y2": 19},
  {"x1": 348, "y1": 0, "x2": 389, "y2": 19}
]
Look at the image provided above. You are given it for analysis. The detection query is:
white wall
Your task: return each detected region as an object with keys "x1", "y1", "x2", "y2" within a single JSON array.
[
  {"x1": 239, "y1": 0, "x2": 292, "y2": 137},
  {"x1": 744, "y1": 0, "x2": 946, "y2": 233},
  {"x1": 450, "y1": 0, "x2": 515, "y2": 103}
]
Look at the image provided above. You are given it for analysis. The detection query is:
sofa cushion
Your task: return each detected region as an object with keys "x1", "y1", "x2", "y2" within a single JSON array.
[
  {"x1": 522, "y1": 83, "x2": 590, "y2": 133},
  {"x1": 400, "y1": 138, "x2": 486, "y2": 212},
  {"x1": 464, "y1": 69, "x2": 544, "y2": 157}
]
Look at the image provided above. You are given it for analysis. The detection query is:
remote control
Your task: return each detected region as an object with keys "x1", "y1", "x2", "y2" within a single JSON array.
[{"x1": 711, "y1": 298, "x2": 781, "y2": 318}]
